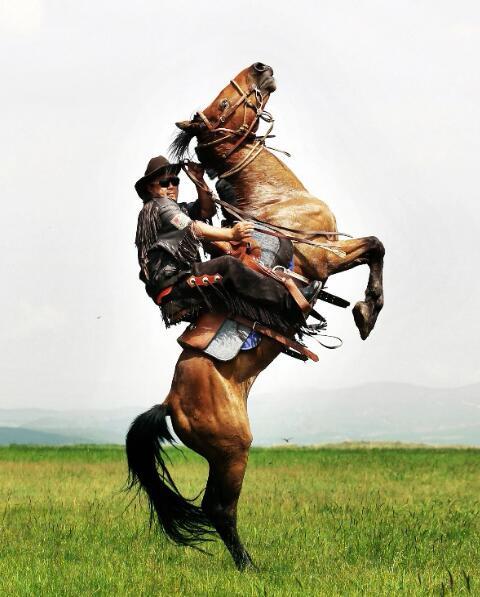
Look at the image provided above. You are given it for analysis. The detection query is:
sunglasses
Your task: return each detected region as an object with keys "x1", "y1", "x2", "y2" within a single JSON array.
[{"x1": 157, "y1": 176, "x2": 180, "y2": 188}]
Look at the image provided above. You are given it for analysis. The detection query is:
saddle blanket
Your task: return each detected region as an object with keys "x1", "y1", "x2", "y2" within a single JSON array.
[{"x1": 204, "y1": 317, "x2": 254, "y2": 361}]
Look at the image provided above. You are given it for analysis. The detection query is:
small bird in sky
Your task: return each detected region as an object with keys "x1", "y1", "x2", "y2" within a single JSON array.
[{"x1": 282, "y1": 437, "x2": 293, "y2": 443}]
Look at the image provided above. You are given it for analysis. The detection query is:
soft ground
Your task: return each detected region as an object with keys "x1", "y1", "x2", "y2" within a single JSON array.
[{"x1": 0, "y1": 444, "x2": 479, "y2": 596}]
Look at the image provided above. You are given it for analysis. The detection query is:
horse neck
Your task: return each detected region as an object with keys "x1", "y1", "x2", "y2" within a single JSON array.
[{"x1": 200, "y1": 142, "x2": 307, "y2": 214}]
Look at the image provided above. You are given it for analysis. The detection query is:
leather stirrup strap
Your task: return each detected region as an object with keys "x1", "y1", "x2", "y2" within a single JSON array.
[
  {"x1": 231, "y1": 315, "x2": 319, "y2": 362},
  {"x1": 241, "y1": 255, "x2": 311, "y2": 315},
  {"x1": 282, "y1": 277, "x2": 311, "y2": 314}
]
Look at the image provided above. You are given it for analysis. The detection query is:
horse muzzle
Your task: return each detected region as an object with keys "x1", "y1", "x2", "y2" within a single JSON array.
[
  {"x1": 259, "y1": 76, "x2": 276, "y2": 93},
  {"x1": 252, "y1": 62, "x2": 276, "y2": 93}
]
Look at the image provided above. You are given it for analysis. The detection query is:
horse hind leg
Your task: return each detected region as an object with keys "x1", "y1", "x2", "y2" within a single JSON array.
[
  {"x1": 202, "y1": 449, "x2": 255, "y2": 571},
  {"x1": 326, "y1": 236, "x2": 385, "y2": 339},
  {"x1": 166, "y1": 355, "x2": 257, "y2": 570}
]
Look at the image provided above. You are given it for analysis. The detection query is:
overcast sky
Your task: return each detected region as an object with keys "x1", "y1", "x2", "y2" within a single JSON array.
[{"x1": 1, "y1": 1, "x2": 479, "y2": 411}]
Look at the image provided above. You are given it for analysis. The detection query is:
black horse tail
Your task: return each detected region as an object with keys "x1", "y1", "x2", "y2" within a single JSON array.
[{"x1": 125, "y1": 403, "x2": 214, "y2": 547}]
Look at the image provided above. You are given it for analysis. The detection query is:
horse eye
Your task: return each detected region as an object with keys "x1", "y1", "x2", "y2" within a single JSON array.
[{"x1": 219, "y1": 99, "x2": 230, "y2": 110}]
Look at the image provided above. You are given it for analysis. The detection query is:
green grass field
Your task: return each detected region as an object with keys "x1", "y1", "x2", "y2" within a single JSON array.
[{"x1": 0, "y1": 444, "x2": 479, "y2": 596}]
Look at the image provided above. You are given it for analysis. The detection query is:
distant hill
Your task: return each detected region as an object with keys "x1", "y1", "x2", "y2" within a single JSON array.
[
  {"x1": 1, "y1": 383, "x2": 479, "y2": 446},
  {"x1": 0, "y1": 427, "x2": 93, "y2": 445},
  {"x1": 248, "y1": 382, "x2": 480, "y2": 445},
  {"x1": 0, "y1": 406, "x2": 140, "y2": 444}
]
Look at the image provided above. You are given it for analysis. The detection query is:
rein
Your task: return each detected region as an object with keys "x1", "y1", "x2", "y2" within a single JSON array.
[
  {"x1": 213, "y1": 197, "x2": 347, "y2": 257},
  {"x1": 181, "y1": 164, "x2": 349, "y2": 257}
]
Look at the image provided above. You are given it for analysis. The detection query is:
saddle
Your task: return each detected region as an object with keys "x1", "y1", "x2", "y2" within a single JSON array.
[
  {"x1": 172, "y1": 227, "x2": 347, "y2": 362},
  {"x1": 174, "y1": 227, "x2": 318, "y2": 362},
  {"x1": 178, "y1": 311, "x2": 319, "y2": 362}
]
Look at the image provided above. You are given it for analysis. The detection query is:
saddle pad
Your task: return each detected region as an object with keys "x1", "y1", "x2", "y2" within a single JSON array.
[
  {"x1": 251, "y1": 227, "x2": 280, "y2": 267},
  {"x1": 178, "y1": 313, "x2": 252, "y2": 362},
  {"x1": 203, "y1": 318, "x2": 252, "y2": 361}
]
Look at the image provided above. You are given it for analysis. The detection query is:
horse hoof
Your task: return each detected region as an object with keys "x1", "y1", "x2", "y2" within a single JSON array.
[
  {"x1": 235, "y1": 553, "x2": 258, "y2": 572},
  {"x1": 353, "y1": 301, "x2": 371, "y2": 340}
]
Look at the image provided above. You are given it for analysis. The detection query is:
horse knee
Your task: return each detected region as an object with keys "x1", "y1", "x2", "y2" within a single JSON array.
[{"x1": 368, "y1": 236, "x2": 385, "y2": 258}]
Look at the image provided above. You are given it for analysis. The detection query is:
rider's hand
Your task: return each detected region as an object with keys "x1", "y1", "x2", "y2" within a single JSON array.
[
  {"x1": 185, "y1": 161, "x2": 205, "y2": 180},
  {"x1": 230, "y1": 222, "x2": 255, "y2": 242}
]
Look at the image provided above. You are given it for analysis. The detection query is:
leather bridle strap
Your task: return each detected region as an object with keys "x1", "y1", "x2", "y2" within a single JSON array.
[
  {"x1": 221, "y1": 84, "x2": 268, "y2": 160},
  {"x1": 195, "y1": 79, "x2": 272, "y2": 177},
  {"x1": 196, "y1": 80, "x2": 257, "y2": 133}
]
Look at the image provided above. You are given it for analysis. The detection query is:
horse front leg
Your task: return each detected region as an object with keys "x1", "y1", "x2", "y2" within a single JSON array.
[{"x1": 324, "y1": 236, "x2": 385, "y2": 339}]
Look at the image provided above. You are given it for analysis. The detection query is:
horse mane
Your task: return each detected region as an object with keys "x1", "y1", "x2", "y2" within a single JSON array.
[{"x1": 169, "y1": 128, "x2": 195, "y2": 162}]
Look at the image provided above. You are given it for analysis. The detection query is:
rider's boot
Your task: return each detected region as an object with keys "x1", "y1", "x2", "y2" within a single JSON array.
[
  {"x1": 300, "y1": 280, "x2": 322, "y2": 304},
  {"x1": 299, "y1": 281, "x2": 324, "y2": 322}
]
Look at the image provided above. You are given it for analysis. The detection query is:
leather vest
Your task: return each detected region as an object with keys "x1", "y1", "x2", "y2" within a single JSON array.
[{"x1": 135, "y1": 197, "x2": 201, "y2": 296}]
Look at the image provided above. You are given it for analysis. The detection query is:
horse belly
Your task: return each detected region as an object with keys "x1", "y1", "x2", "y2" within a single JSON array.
[
  {"x1": 255, "y1": 192, "x2": 337, "y2": 234},
  {"x1": 254, "y1": 193, "x2": 337, "y2": 281}
]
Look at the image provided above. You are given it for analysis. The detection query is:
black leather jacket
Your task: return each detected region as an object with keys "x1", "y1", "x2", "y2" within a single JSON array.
[{"x1": 135, "y1": 197, "x2": 205, "y2": 299}]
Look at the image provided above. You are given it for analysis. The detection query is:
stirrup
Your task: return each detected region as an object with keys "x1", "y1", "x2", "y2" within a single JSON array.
[{"x1": 301, "y1": 280, "x2": 323, "y2": 304}]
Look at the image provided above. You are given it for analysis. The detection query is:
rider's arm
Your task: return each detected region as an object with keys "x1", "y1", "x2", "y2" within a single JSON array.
[
  {"x1": 193, "y1": 220, "x2": 254, "y2": 242},
  {"x1": 184, "y1": 162, "x2": 216, "y2": 219},
  {"x1": 155, "y1": 197, "x2": 252, "y2": 242}
]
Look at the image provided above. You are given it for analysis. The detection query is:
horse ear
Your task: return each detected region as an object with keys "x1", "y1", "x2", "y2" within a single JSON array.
[{"x1": 175, "y1": 120, "x2": 205, "y2": 131}]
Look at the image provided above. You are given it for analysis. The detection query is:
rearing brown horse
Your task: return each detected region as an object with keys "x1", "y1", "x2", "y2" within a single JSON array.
[{"x1": 126, "y1": 63, "x2": 385, "y2": 570}]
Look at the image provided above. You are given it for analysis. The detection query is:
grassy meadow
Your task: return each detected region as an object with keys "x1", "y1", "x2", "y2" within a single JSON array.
[{"x1": 0, "y1": 444, "x2": 479, "y2": 596}]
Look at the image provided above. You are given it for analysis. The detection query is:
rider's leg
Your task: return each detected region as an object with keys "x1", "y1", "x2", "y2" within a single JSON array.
[
  {"x1": 165, "y1": 256, "x2": 318, "y2": 330},
  {"x1": 192, "y1": 255, "x2": 299, "y2": 315}
]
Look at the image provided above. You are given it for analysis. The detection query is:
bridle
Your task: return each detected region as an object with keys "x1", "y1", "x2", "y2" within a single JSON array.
[
  {"x1": 195, "y1": 79, "x2": 276, "y2": 179},
  {"x1": 182, "y1": 75, "x2": 351, "y2": 254}
]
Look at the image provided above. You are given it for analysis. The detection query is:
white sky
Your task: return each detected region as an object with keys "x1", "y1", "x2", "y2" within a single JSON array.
[{"x1": 1, "y1": 0, "x2": 479, "y2": 410}]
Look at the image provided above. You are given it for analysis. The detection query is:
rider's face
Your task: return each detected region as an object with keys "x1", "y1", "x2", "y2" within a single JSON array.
[{"x1": 148, "y1": 175, "x2": 179, "y2": 201}]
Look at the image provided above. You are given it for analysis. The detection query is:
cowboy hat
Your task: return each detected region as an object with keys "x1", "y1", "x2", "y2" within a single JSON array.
[{"x1": 134, "y1": 155, "x2": 181, "y2": 199}]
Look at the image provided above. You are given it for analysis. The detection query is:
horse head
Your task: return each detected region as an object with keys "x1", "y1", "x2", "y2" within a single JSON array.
[{"x1": 171, "y1": 62, "x2": 275, "y2": 163}]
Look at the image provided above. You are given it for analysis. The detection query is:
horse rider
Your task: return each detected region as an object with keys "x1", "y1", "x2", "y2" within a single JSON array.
[{"x1": 134, "y1": 155, "x2": 321, "y2": 332}]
